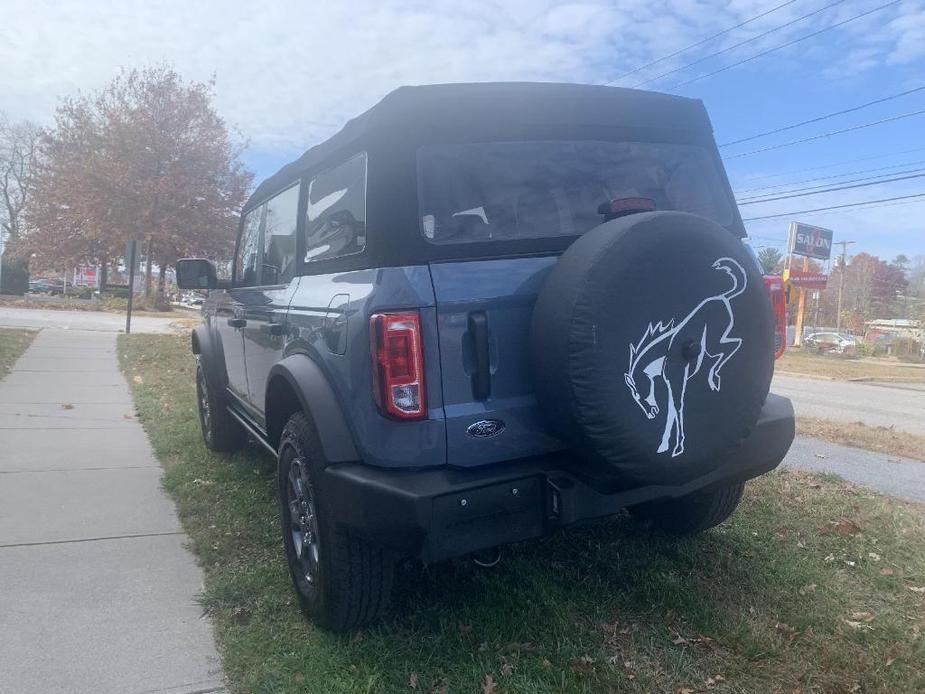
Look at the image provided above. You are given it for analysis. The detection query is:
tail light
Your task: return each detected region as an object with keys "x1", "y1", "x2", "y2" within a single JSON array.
[
  {"x1": 370, "y1": 312, "x2": 426, "y2": 419},
  {"x1": 763, "y1": 276, "x2": 787, "y2": 359}
]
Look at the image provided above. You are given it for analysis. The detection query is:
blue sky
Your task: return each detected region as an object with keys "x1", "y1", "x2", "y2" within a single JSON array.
[{"x1": 2, "y1": 0, "x2": 923, "y2": 264}]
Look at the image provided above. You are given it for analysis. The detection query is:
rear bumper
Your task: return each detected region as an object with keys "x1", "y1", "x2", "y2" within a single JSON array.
[{"x1": 320, "y1": 393, "x2": 794, "y2": 563}]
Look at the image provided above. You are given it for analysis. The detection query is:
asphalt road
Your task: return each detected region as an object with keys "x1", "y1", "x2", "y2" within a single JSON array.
[
  {"x1": 772, "y1": 374, "x2": 925, "y2": 436},
  {"x1": 0, "y1": 306, "x2": 186, "y2": 333}
]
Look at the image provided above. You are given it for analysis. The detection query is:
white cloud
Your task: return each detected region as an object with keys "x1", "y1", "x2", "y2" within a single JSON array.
[
  {"x1": 1, "y1": 0, "x2": 923, "y2": 260},
  {"x1": 2, "y1": 0, "x2": 918, "y2": 154}
]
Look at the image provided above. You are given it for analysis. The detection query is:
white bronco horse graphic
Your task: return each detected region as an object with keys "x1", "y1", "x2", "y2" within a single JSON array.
[{"x1": 623, "y1": 257, "x2": 747, "y2": 457}]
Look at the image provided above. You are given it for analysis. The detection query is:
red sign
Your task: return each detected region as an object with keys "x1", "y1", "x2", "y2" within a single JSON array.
[{"x1": 786, "y1": 269, "x2": 828, "y2": 289}]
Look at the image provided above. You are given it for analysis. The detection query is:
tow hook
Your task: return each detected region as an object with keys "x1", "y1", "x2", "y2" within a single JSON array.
[{"x1": 471, "y1": 546, "x2": 502, "y2": 568}]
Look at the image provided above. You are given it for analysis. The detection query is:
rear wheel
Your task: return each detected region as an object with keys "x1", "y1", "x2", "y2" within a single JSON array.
[
  {"x1": 631, "y1": 481, "x2": 745, "y2": 535},
  {"x1": 278, "y1": 412, "x2": 393, "y2": 631},
  {"x1": 196, "y1": 361, "x2": 245, "y2": 453}
]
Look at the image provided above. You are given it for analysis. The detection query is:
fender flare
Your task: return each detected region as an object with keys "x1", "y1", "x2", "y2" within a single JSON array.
[
  {"x1": 267, "y1": 355, "x2": 359, "y2": 463},
  {"x1": 190, "y1": 323, "x2": 227, "y2": 389}
]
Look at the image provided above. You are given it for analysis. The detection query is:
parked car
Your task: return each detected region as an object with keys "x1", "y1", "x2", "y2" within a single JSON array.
[
  {"x1": 27, "y1": 278, "x2": 65, "y2": 295},
  {"x1": 177, "y1": 83, "x2": 795, "y2": 631},
  {"x1": 804, "y1": 332, "x2": 857, "y2": 354}
]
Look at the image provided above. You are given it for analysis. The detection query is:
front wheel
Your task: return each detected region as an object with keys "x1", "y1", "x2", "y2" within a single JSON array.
[
  {"x1": 278, "y1": 412, "x2": 393, "y2": 631},
  {"x1": 195, "y1": 361, "x2": 245, "y2": 453},
  {"x1": 631, "y1": 481, "x2": 745, "y2": 535}
]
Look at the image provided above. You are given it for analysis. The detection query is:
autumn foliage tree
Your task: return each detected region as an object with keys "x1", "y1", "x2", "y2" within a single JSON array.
[{"x1": 22, "y1": 66, "x2": 252, "y2": 305}]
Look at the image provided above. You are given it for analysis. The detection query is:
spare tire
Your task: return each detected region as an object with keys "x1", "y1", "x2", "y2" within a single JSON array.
[{"x1": 530, "y1": 211, "x2": 773, "y2": 487}]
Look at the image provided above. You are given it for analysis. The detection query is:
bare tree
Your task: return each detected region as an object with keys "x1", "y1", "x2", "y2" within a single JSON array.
[
  {"x1": 22, "y1": 66, "x2": 253, "y2": 305},
  {"x1": 0, "y1": 113, "x2": 38, "y2": 241}
]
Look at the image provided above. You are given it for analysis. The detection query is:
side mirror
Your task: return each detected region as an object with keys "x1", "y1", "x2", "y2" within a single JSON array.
[{"x1": 176, "y1": 258, "x2": 221, "y2": 290}]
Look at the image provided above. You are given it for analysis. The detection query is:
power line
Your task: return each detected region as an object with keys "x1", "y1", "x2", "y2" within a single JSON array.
[
  {"x1": 737, "y1": 171, "x2": 925, "y2": 205},
  {"x1": 746, "y1": 195, "x2": 925, "y2": 222},
  {"x1": 668, "y1": 0, "x2": 902, "y2": 89},
  {"x1": 737, "y1": 166, "x2": 925, "y2": 201},
  {"x1": 724, "y1": 108, "x2": 925, "y2": 159},
  {"x1": 733, "y1": 158, "x2": 925, "y2": 193},
  {"x1": 632, "y1": 0, "x2": 849, "y2": 88},
  {"x1": 719, "y1": 86, "x2": 925, "y2": 147},
  {"x1": 605, "y1": 0, "x2": 801, "y2": 85},
  {"x1": 728, "y1": 145, "x2": 925, "y2": 184},
  {"x1": 740, "y1": 192, "x2": 925, "y2": 220}
]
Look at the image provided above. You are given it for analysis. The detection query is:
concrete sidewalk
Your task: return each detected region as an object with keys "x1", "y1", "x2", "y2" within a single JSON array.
[
  {"x1": 0, "y1": 306, "x2": 183, "y2": 333},
  {"x1": 0, "y1": 329, "x2": 224, "y2": 694},
  {"x1": 784, "y1": 435, "x2": 925, "y2": 504}
]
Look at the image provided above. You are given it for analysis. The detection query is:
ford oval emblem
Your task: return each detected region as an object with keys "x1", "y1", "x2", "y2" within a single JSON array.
[{"x1": 467, "y1": 419, "x2": 505, "y2": 438}]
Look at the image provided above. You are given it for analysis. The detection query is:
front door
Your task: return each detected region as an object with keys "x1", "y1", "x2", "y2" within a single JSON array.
[
  {"x1": 213, "y1": 290, "x2": 249, "y2": 400},
  {"x1": 241, "y1": 183, "x2": 302, "y2": 421},
  {"x1": 219, "y1": 201, "x2": 265, "y2": 403}
]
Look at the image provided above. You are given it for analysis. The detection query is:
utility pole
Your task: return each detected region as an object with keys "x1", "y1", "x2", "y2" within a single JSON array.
[{"x1": 834, "y1": 240, "x2": 856, "y2": 333}]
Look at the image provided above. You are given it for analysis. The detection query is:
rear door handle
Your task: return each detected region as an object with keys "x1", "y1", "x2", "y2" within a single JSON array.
[
  {"x1": 227, "y1": 317, "x2": 246, "y2": 328},
  {"x1": 468, "y1": 311, "x2": 491, "y2": 400},
  {"x1": 260, "y1": 322, "x2": 285, "y2": 336}
]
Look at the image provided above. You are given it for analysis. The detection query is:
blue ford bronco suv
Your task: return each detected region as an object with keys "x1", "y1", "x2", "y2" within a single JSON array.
[{"x1": 177, "y1": 82, "x2": 795, "y2": 631}]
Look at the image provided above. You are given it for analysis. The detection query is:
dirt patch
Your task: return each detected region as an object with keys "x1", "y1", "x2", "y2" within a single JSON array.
[
  {"x1": 797, "y1": 417, "x2": 925, "y2": 462},
  {"x1": 778, "y1": 350, "x2": 925, "y2": 381}
]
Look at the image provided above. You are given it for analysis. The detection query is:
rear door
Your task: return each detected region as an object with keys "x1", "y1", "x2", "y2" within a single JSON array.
[
  {"x1": 429, "y1": 258, "x2": 564, "y2": 466},
  {"x1": 419, "y1": 139, "x2": 739, "y2": 466}
]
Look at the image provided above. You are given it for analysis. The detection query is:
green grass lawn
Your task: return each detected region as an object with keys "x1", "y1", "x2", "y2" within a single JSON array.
[
  {"x1": 0, "y1": 327, "x2": 36, "y2": 378},
  {"x1": 120, "y1": 334, "x2": 925, "y2": 694}
]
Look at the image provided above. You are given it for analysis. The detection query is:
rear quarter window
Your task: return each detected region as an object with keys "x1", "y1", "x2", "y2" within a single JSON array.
[{"x1": 305, "y1": 153, "x2": 367, "y2": 263}]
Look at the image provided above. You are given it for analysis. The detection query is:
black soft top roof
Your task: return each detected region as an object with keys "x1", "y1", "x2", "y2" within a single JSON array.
[{"x1": 244, "y1": 82, "x2": 713, "y2": 213}]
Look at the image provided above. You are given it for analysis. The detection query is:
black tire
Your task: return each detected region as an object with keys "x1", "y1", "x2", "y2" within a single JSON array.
[
  {"x1": 195, "y1": 361, "x2": 246, "y2": 453},
  {"x1": 631, "y1": 481, "x2": 745, "y2": 535},
  {"x1": 531, "y1": 211, "x2": 774, "y2": 487},
  {"x1": 278, "y1": 412, "x2": 393, "y2": 631}
]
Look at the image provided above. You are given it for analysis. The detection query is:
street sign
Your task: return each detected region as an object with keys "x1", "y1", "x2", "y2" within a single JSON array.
[
  {"x1": 783, "y1": 268, "x2": 828, "y2": 290},
  {"x1": 125, "y1": 239, "x2": 138, "y2": 334},
  {"x1": 788, "y1": 222, "x2": 833, "y2": 260}
]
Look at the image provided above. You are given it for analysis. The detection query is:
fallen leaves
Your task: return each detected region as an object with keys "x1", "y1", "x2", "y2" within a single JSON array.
[
  {"x1": 819, "y1": 518, "x2": 862, "y2": 536},
  {"x1": 799, "y1": 583, "x2": 817, "y2": 595},
  {"x1": 907, "y1": 585, "x2": 925, "y2": 594},
  {"x1": 132, "y1": 374, "x2": 143, "y2": 384},
  {"x1": 481, "y1": 673, "x2": 498, "y2": 694},
  {"x1": 569, "y1": 655, "x2": 595, "y2": 673},
  {"x1": 408, "y1": 672, "x2": 418, "y2": 689},
  {"x1": 880, "y1": 567, "x2": 895, "y2": 576},
  {"x1": 775, "y1": 622, "x2": 798, "y2": 641}
]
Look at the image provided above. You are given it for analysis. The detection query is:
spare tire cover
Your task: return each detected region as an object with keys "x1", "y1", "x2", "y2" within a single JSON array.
[{"x1": 531, "y1": 211, "x2": 773, "y2": 486}]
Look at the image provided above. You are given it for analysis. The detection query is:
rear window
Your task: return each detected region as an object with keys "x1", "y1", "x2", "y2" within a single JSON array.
[{"x1": 417, "y1": 140, "x2": 734, "y2": 244}]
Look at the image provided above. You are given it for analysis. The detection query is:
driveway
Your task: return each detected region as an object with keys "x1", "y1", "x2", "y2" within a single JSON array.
[
  {"x1": 772, "y1": 374, "x2": 925, "y2": 435},
  {"x1": 0, "y1": 306, "x2": 186, "y2": 333},
  {"x1": 0, "y1": 329, "x2": 223, "y2": 694}
]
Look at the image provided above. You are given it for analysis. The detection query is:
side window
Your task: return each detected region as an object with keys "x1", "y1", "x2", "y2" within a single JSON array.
[
  {"x1": 236, "y1": 204, "x2": 264, "y2": 287},
  {"x1": 305, "y1": 152, "x2": 367, "y2": 263},
  {"x1": 263, "y1": 183, "x2": 300, "y2": 285}
]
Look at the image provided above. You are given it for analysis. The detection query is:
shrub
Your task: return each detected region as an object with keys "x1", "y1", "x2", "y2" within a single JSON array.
[
  {"x1": 0, "y1": 257, "x2": 30, "y2": 295},
  {"x1": 856, "y1": 342, "x2": 884, "y2": 358},
  {"x1": 893, "y1": 337, "x2": 924, "y2": 363}
]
